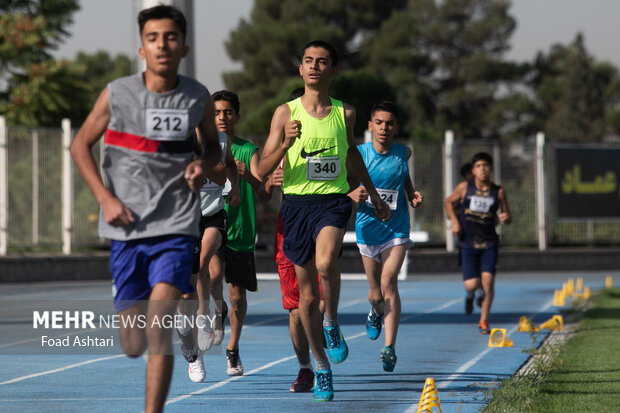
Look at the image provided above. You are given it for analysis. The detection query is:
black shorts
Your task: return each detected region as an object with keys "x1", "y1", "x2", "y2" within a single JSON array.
[
  {"x1": 216, "y1": 246, "x2": 257, "y2": 292},
  {"x1": 280, "y1": 193, "x2": 352, "y2": 266},
  {"x1": 192, "y1": 209, "x2": 228, "y2": 273}
]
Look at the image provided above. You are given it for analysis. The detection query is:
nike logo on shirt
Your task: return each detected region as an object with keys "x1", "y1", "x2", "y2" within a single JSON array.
[{"x1": 300, "y1": 146, "x2": 336, "y2": 158}]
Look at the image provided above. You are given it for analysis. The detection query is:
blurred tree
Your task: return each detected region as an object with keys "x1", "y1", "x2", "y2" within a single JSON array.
[
  {"x1": 363, "y1": 0, "x2": 526, "y2": 140},
  {"x1": 529, "y1": 34, "x2": 620, "y2": 142},
  {"x1": 223, "y1": 0, "x2": 406, "y2": 134},
  {"x1": 0, "y1": 0, "x2": 81, "y2": 126}
]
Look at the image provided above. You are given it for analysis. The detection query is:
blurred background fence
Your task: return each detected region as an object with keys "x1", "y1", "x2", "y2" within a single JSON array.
[{"x1": 0, "y1": 117, "x2": 618, "y2": 255}]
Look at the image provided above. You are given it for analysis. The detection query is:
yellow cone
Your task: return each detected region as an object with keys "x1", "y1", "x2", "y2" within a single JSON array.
[
  {"x1": 488, "y1": 328, "x2": 514, "y2": 347},
  {"x1": 576, "y1": 277, "x2": 584, "y2": 292},
  {"x1": 553, "y1": 289, "x2": 566, "y2": 307},
  {"x1": 566, "y1": 279, "x2": 574, "y2": 296},
  {"x1": 540, "y1": 315, "x2": 563, "y2": 331},
  {"x1": 583, "y1": 286, "x2": 591, "y2": 299},
  {"x1": 605, "y1": 275, "x2": 613, "y2": 289},
  {"x1": 518, "y1": 316, "x2": 540, "y2": 332},
  {"x1": 417, "y1": 377, "x2": 442, "y2": 413}
]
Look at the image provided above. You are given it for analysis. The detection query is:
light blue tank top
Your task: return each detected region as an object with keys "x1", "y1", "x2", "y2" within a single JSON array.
[{"x1": 355, "y1": 142, "x2": 410, "y2": 245}]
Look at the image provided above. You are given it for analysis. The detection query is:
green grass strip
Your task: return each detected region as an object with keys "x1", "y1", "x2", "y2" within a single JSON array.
[{"x1": 485, "y1": 287, "x2": 620, "y2": 413}]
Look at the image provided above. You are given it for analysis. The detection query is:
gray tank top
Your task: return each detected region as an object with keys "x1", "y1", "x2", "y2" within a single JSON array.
[{"x1": 99, "y1": 73, "x2": 208, "y2": 240}]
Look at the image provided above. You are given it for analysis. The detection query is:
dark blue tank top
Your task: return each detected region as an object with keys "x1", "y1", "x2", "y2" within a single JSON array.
[{"x1": 458, "y1": 179, "x2": 500, "y2": 249}]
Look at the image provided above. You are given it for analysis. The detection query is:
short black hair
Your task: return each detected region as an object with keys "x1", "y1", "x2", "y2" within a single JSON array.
[
  {"x1": 212, "y1": 90, "x2": 240, "y2": 114},
  {"x1": 472, "y1": 152, "x2": 493, "y2": 167},
  {"x1": 370, "y1": 101, "x2": 398, "y2": 121},
  {"x1": 460, "y1": 163, "x2": 473, "y2": 178},
  {"x1": 288, "y1": 87, "x2": 304, "y2": 102},
  {"x1": 138, "y1": 5, "x2": 187, "y2": 44},
  {"x1": 301, "y1": 40, "x2": 339, "y2": 67}
]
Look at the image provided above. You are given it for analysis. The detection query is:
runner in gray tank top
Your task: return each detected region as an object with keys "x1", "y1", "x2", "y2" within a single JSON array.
[{"x1": 70, "y1": 5, "x2": 223, "y2": 413}]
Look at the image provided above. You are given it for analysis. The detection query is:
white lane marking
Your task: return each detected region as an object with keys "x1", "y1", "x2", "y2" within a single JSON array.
[
  {"x1": 165, "y1": 296, "x2": 463, "y2": 408},
  {"x1": 164, "y1": 355, "x2": 297, "y2": 406},
  {"x1": 0, "y1": 328, "x2": 101, "y2": 349},
  {"x1": 0, "y1": 355, "x2": 124, "y2": 386},
  {"x1": 403, "y1": 298, "x2": 554, "y2": 413}
]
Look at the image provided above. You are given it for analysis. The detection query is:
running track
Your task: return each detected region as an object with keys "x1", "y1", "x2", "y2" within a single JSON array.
[{"x1": 0, "y1": 271, "x2": 615, "y2": 413}]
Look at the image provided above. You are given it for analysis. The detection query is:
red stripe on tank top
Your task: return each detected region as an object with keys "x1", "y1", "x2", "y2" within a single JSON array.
[{"x1": 104, "y1": 129, "x2": 160, "y2": 153}]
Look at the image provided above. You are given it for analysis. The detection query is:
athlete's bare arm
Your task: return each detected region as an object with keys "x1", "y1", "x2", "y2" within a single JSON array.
[
  {"x1": 343, "y1": 103, "x2": 391, "y2": 221},
  {"x1": 498, "y1": 188, "x2": 512, "y2": 224},
  {"x1": 225, "y1": 145, "x2": 241, "y2": 207},
  {"x1": 403, "y1": 147, "x2": 423, "y2": 207},
  {"x1": 71, "y1": 87, "x2": 134, "y2": 227},
  {"x1": 195, "y1": 128, "x2": 226, "y2": 186},
  {"x1": 257, "y1": 104, "x2": 298, "y2": 180},
  {"x1": 444, "y1": 181, "x2": 467, "y2": 235},
  {"x1": 190, "y1": 97, "x2": 223, "y2": 191},
  {"x1": 238, "y1": 152, "x2": 273, "y2": 202}
]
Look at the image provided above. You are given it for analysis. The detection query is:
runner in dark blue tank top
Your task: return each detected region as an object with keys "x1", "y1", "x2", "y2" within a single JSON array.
[{"x1": 444, "y1": 153, "x2": 512, "y2": 334}]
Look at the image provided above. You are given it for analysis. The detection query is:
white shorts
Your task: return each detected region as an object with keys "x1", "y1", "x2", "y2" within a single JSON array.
[{"x1": 357, "y1": 238, "x2": 414, "y2": 263}]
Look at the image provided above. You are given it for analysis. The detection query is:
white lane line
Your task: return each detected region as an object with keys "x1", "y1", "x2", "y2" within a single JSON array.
[
  {"x1": 164, "y1": 355, "x2": 297, "y2": 406},
  {"x1": 0, "y1": 355, "x2": 124, "y2": 386},
  {"x1": 403, "y1": 298, "x2": 554, "y2": 413},
  {"x1": 165, "y1": 296, "x2": 463, "y2": 408},
  {"x1": 0, "y1": 328, "x2": 101, "y2": 349}
]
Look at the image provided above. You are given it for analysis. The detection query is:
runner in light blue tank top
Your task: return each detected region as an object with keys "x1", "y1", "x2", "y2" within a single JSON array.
[
  {"x1": 355, "y1": 142, "x2": 410, "y2": 245},
  {"x1": 349, "y1": 101, "x2": 423, "y2": 373}
]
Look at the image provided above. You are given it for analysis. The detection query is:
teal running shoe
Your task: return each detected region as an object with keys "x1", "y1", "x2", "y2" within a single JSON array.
[
  {"x1": 323, "y1": 325, "x2": 348, "y2": 364},
  {"x1": 365, "y1": 308, "x2": 383, "y2": 340},
  {"x1": 380, "y1": 345, "x2": 397, "y2": 372},
  {"x1": 313, "y1": 369, "x2": 334, "y2": 401}
]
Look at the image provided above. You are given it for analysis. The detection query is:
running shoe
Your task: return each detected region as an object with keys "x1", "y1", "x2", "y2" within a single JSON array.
[
  {"x1": 177, "y1": 329, "x2": 198, "y2": 363},
  {"x1": 197, "y1": 318, "x2": 214, "y2": 352},
  {"x1": 476, "y1": 291, "x2": 485, "y2": 308},
  {"x1": 465, "y1": 293, "x2": 474, "y2": 315},
  {"x1": 478, "y1": 320, "x2": 490, "y2": 335},
  {"x1": 313, "y1": 369, "x2": 334, "y2": 402},
  {"x1": 188, "y1": 354, "x2": 206, "y2": 383},
  {"x1": 380, "y1": 345, "x2": 397, "y2": 372},
  {"x1": 213, "y1": 302, "x2": 228, "y2": 346},
  {"x1": 365, "y1": 308, "x2": 383, "y2": 340},
  {"x1": 226, "y1": 349, "x2": 244, "y2": 376},
  {"x1": 323, "y1": 325, "x2": 348, "y2": 364},
  {"x1": 289, "y1": 368, "x2": 314, "y2": 392}
]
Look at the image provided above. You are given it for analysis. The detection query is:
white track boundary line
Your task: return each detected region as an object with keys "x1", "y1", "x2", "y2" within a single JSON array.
[
  {"x1": 164, "y1": 355, "x2": 297, "y2": 406},
  {"x1": 0, "y1": 354, "x2": 124, "y2": 386},
  {"x1": 403, "y1": 298, "x2": 554, "y2": 413},
  {"x1": 165, "y1": 296, "x2": 461, "y2": 408}
]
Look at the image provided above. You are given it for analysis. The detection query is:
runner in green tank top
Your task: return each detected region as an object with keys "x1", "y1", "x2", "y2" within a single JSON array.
[
  {"x1": 258, "y1": 40, "x2": 391, "y2": 402},
  {"x1": 210, "y1": 90, "x2": 278, "y2": 377}
]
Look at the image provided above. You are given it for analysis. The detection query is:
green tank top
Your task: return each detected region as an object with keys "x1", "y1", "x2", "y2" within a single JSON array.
[
  {"x1": 224, "y1": 137, "x2": 257, "y2": 252},
  {"x1": 283, "y1": 97, "x2": 349, "y2": 195}
]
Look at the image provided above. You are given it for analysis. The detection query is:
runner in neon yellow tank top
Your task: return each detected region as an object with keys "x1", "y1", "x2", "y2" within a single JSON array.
[{"x1": 258, "y1": 40, "x2": 391, "y2": 402}]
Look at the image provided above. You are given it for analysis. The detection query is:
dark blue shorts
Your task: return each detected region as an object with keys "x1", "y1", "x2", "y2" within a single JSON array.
[
  {"x1": 460, "y1": 246, "x2": 498, "y2": 280},
  {"x1": 110, "y1": 235, "x2": 196, "y2": 312},
  {"x1": 280, "y1": 194, "x2": 352, "y2": 266}
]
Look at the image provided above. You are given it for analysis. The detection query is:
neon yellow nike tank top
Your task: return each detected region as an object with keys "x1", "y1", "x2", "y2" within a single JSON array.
[{"x1": 283, "y1": 97, "x2": 349, "y2": 195}]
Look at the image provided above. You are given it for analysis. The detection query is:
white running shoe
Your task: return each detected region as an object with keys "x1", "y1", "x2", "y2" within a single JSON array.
[
  {"x1": 197, "y1": 322, "x2": 214, "y2": 352},
  {"x1": 188, "y1": 355, "x2": 206, "y2": 383}
]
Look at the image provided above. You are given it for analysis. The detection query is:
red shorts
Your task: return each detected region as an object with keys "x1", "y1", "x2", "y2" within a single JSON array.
[{"x1": 275, "y1": 212, "x2": 322, "y2": 310}]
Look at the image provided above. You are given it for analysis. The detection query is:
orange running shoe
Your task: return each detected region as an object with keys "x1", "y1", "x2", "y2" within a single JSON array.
[{"x1": 478, "y1": 320, "x2": 490, "y2": 335}]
